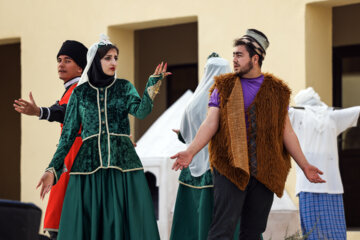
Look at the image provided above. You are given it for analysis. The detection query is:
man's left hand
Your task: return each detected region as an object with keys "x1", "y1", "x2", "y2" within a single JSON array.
[{"x1": 303, "y1": 164, "x2": 326, "y2": 183}]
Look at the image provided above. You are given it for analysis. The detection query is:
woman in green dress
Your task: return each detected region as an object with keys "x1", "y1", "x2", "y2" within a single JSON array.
[
  {"x1": 170, "y1": 54, "x2": 237, "y2": 240},
  {"x1": 37, "y1": 34, "x2": 170, "y2": 240}
]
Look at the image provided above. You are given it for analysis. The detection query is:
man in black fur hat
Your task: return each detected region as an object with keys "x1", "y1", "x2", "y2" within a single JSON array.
[
  {"x1": 14, "y1": 40, "x2": 87, "y2": 122},
  {"x1": 13, "y1": 40, "x2": 87, "y2": 239}
]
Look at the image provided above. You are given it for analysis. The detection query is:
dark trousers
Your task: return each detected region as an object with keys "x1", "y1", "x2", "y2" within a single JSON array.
[{"x1": 207, "y1": 169, "x2": 274, "y2": 240}]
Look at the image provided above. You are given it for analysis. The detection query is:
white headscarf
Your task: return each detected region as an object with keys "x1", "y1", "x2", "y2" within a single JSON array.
[
  {"x1": 294, "y1": 87, "x2": 331, "y2": 133},
  {"x1": 180, "y1": 57, "x2": 231, "y2": 176},
  {"x1": 77, "y1": 34, "x2": 114, "y2": 86},
  {"x1": 294, "y1": 87, "x2": 326, "y2": 107}
]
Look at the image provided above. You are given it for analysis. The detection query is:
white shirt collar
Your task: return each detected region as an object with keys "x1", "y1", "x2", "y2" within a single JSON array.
[{"x1": 64, "y1": 77, "x2": 80, "y2": 89}]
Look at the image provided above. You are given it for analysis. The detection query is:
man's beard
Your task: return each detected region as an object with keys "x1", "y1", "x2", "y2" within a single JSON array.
[{"x1": 237, "y1": 60, "x2": 253, "y2": 77}]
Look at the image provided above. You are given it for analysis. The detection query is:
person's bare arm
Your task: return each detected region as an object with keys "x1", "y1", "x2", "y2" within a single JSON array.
[
  {"x1": 171, "y1": 107, "x2": 220, "y2": 170},
  {"x1": 283, "y1": 114, "x2": 325, "y2": 183}
]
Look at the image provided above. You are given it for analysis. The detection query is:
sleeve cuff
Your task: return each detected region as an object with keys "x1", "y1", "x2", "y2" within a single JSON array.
[
  {"x1": 39, "y1": 107, "x2": 44, "y2": 119},
  {"x1": 147, "y1": 73, "x2": 164, "y2": 101},
  {"x1": 45, "y1": 167, "x2": 59, "y2": 185},
  {"x1": 46, "y1": 107, "x2": 51, "y2": 120},
  {"x1": 39, "y1": 107, "x2": 51, "y2": 120},
  {"x1": 208, "y1": 103, "x2": 220, "y2": 108}
]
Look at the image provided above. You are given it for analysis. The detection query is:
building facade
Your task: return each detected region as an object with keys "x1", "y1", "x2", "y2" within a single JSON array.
[{"x1": 1, "y1": 0, "x2": 360, "y2": 238}]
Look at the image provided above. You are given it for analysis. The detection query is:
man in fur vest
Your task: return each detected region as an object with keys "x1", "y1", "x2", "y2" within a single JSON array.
[{"x1": 171, "y1": 29, "x2": 325, "y2": 240}]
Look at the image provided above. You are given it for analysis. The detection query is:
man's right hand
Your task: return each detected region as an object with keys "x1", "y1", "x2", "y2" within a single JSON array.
[
  {"x1": 170, "y1": 107, "x2": 220, "y2": 172},
  {"x1": 13, "y1": 92, "x2": 41, "y2": 116},
  {"x1": 170, "y1": 150, "x2": 194, "y2": 171}
]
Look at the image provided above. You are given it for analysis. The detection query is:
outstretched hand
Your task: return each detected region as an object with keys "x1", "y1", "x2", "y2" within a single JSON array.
[
  {"x1": 36, "y1": 171, "x2": 54, "y2": 200},
  {"x1": 303, "y1": 164, "x2": 326, "y2": 183},
  {"x1": 153, "y1": 62, "x2": 172, "y2": 77},
  {"x1": 170, "y1": 150, "x2": 193, "y2": 171},
  {"x1": 13, "y1": 92, "x2": 41, "y2": 116}
]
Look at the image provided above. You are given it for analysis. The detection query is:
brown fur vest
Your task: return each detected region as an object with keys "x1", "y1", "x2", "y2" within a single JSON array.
[{"x1": 209, "y1": 72, "x2": 291, "y2": 197}]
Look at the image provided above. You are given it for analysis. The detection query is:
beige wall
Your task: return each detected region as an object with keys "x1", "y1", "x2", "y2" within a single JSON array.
[
  {"x1": 305, "y1": 4, "x2": 332, "y2": 105},
  {"x1": 1, "y1": 0, "x2": 360, "y2": 238}
]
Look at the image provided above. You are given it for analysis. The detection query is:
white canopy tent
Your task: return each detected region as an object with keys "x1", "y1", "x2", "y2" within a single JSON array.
[{"x1": 136, "y1": 90, "x2": 192, "y2": 240}]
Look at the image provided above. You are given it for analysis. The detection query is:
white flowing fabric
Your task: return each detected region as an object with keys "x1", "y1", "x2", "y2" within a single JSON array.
[
  {"x1": 77, "y1": 34, "x2": 114, "y2": 86},
  {"x1": 289, "y1": 87, "x2": 360, "y2": 195},
  {"x1": 293, "y1": 87, "x2": 329, "y2": 133},
  {"x1": 180, "y1": 57, "x2": 231, "y2": 177}
]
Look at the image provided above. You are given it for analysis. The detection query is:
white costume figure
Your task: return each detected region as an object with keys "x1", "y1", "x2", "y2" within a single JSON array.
[{"x1": 289, "y1": 87, "x2": 360, "y2": 240}]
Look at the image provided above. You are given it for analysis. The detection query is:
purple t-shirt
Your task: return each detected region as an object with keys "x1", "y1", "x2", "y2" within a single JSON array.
[{"x1": 209, "y1": 75, "x2": 264, "y2": 129}]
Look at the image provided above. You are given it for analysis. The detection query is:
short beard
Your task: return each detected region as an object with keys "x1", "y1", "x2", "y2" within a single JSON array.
[{"x1": 237, "y1": 60, "x2": 253, "y2": 77}]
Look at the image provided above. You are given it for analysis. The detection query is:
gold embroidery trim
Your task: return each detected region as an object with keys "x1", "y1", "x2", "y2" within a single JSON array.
[
  {"x1": 178, "y1": 180, "x2": 214, "y2": 189},
  {"x1": 147, "y1": 80, "x2": 162, "y2": 101},
  {"x1": 70, "y1": 166, "x2": 144, "y2": 175}
]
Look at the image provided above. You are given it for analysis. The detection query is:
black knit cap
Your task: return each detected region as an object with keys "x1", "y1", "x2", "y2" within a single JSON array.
[{"x1": 57, "y1": 40, "x2": 88, "y2": 70}]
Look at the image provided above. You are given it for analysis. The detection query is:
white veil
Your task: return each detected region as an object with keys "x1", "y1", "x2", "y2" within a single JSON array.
[
  {"x1": 180, "y1": 57, "x2": 231, "y2": 177},
  {"x1": 77, "y1": 34, "x2": 114, "y2": 86},
  {"x1": 294, "y1": 87, "x2": 331, "y2": 133}
]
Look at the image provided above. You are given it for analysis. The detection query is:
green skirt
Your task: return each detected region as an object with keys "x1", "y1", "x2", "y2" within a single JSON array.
[
  {"x1": 170, "y1": 168, "x2": 240, "y2": 240},
  {"x1": 57, "y1": 168, "x2": 160, "y2": 240}
]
